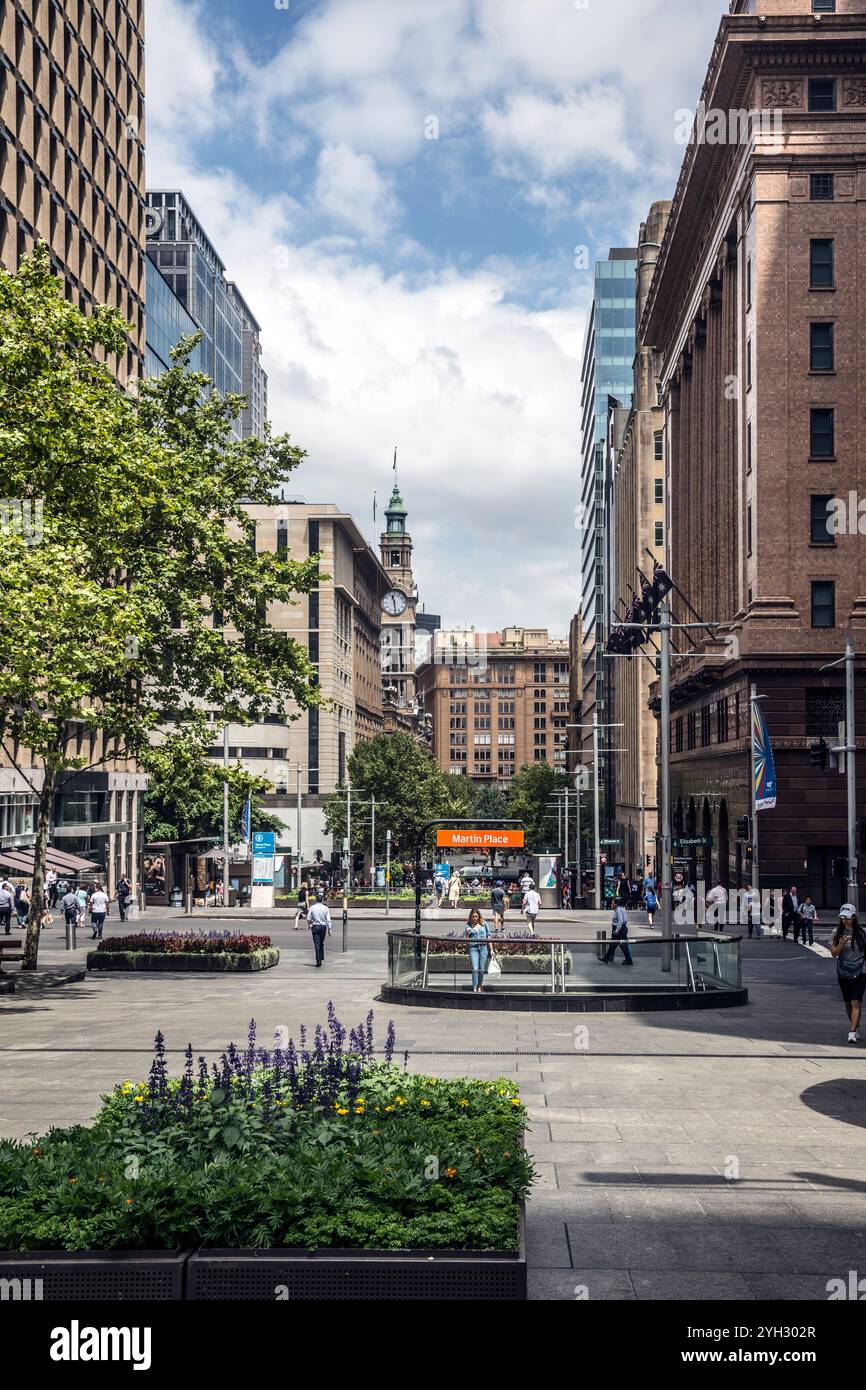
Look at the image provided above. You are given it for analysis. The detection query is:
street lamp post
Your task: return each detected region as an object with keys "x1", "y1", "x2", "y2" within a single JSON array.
[
  {"x1": 567, "y1": 719, "x2": 623, "y2": 910},
  {"x1": 821, "y1": 639, "x2": 859, "y2": 913}
]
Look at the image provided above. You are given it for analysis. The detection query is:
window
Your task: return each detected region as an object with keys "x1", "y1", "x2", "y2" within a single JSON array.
[
  {"x1": 810, "y1": 322, "x2": 835, "y2": 371},
  {"x1": 687, "y1": 712, "x2": 697, "y2": 750},
  {"x1": 746, "y1": 336, "x2": 753, "y2": 388},
  {"x1": 654, "y1": 431, "x2": 663, "y2": 462},
  {"x1": 746, "y1": 256, "x2": 752, "y2": 307},
  {"x1": 654, "y1": 521, "x2": 664, "y2": 547},
  {"x1": 747, "y1": 419, "x2": 753, "y2": 472},
  {"x1": 810, "y1": 494, "x2": 835, "y2": 546},
  {"x1": 747, "y1": 504, "x2": 753, "y2": 556},
  {"x1": 806, "y1": 689, "x2": 844, "y2": 737},
  {"x1": 811, "y1": 581, "x2": 835, "y2": 629},
  {"x1": 809, "y1": 79, "x2": 836, "y2": 113},
  {"x1": 701, "y1": 706, "x2": 711, "y2": 747},
  {"x1": 716, "y1": 698, "x2": 729, "y2": 744},
  {"x1": 810, "y1": 173, "x2": 834, "y2": 201},
  {"x1": 810, "y1": 407, "x2": 835, "y2": 458},
  {"x1": 675, "y1": 718, "x2": 683, "y2": 753},
  {"x1": 812, "y1": 0, "x2": 836, "y2": 12},
  {"x1": 473, "y1": 733, "x2": 491, "y2": 746},
  {"x1": 654, "y1": 479, "x2": 664, "y2": 504},
  {"x1": 810, "y1": 238, "x2": 834, "y2": 289}
]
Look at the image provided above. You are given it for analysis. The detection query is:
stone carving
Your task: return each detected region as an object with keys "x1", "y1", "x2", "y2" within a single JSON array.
[
  {"x1": 762, "y1": 79, "x2": 802, "y2": 109},
  {"x1": 843, "y1": 79, "x2": 866, "y2": 109}
]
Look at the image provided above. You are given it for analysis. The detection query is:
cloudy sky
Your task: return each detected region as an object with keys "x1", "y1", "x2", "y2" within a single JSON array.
[{"x1": 146, "y1": 0, "x2": 723, "y2": 635}]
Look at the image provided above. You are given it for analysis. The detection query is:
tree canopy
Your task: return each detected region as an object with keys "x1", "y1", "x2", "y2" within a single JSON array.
[{"x1": 0, "y1": 248, "x2": 319, "y2": 966}]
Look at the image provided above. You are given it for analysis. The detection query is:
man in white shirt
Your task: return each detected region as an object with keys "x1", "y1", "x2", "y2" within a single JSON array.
[
  {"x1": 45, "y1": 867, "x2": 58, "y2": 909},
  {"x1": 522, "y1": 883, "x2": 541, "y2": 935},
  {"x1": 706, "y1": 880, "x2": 728, "y2": 932},
  {"x1": 308, "y1": 890, "x2": 332, "y2": 967},
  {"x1": 88, "y1": 884, "x2": 109, "y2": 940},
  {"x1": 0, "y1": 881, "x2": 13, "y2": 936}
]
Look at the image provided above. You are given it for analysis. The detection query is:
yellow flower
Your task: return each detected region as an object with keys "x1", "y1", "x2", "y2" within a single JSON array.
[
  {"x1": 420, "y1": 1099, "x2": 431, "y2": 1107},
  {"x1": 511, "y1": 1099, "x2": 521, "y2": 1107},
  {"x1": 134, "y1": 1097, "x2": 145, "y2": 1104},
  {"x1": 68, "y1": 1177, "x2": 77, "y2": 1185},
  {"x1": 396, "y1": 1096, "x2": 407, "y2": 1106},
  {"x1": 458, "y1": 1099, "x2": 469, "y2": 1108},
  {"x1": 354, "y1": 1107, "x2": 365, "y2": 1114},
  {"x1": 335, "y1": 1107, "x2": 349, "y2": 1116},
  {"x1": 384, "y1": 1105, "x2": 395, "y2": 1112},
  {"x1": 445, "y1": 1167, "x2": 457, "y2": 1178}
]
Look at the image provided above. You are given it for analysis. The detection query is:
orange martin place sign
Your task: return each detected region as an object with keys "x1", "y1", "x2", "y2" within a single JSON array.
[{"x1": 436, "y1": 829, "x2": 525, "y2": 849}]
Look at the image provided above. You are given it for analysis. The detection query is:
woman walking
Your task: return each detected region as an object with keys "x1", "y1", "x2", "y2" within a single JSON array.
[
  {"x1": 830, "y1": 904, "x2": 866, "y2": 1044},
  {"x1": 644, "y1": 881, "x2": 658, "y2": 929},
  {"x1": 294, "y1": 877, "x2": 311, "y2": 930},
  {"x1": 465, "y1": 907, "x2": 493, "y2": 994},
  {"x1": 448, "y1": 872, "x2": 462, "y2": 911}
]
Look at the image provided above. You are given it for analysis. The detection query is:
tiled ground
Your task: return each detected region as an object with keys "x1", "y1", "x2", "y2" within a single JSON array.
[{"x1": 1, "y1": 914, "x2": 862, "y2": 1300}]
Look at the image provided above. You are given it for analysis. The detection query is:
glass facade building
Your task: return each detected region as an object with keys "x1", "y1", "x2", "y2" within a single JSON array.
[
  {"x1": 145, "y1": 192, "x2": 267, "y2": 439},
  {"x1": 145, "y1": 258, "x2": 202, "y2": 379},
  {"x1": 578, "y1": 249, "x2": 637, "y2": 717}
]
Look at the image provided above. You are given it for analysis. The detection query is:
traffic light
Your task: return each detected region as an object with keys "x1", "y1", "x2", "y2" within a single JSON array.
[
  {"x1": 736, "y1": 816, "x2": 751, "y2": 842},
  {"x1": 809, "y1": 739, "x2": 829, "y2": 769}
]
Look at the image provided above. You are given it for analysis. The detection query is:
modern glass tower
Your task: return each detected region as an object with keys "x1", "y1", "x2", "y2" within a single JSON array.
[
  {"x1": 144, "y1": 192, "x2": 267, "y2": 440},
  {"x1": 578, "y1": 249, "x2": 638, "y2": 745}
]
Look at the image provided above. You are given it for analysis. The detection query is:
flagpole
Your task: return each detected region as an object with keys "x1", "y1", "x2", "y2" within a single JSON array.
[{"x1": 750, "y1": 684, "x2": 760, "y2": 900}]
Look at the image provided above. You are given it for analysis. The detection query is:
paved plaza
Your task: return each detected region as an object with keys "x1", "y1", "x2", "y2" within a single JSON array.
[{"x1": 1, "y1": 909, "x2": 863, "y2": 1301}]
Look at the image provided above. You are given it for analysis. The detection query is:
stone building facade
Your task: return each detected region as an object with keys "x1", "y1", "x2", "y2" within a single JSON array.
[{"x1": 643, "y1": 0, "x2": 866, "y2": 904}]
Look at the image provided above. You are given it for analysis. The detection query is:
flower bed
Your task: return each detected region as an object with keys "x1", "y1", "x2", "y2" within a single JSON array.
[
  {"x1": 0, "y1": 1009, "x2": 533, "y2": 1256},
  {"x1": 86, "y1": 931, "x2": 279, "y2": 973}
]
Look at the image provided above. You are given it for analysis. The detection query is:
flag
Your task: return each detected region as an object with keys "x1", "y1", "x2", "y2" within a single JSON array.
[
  {"x1": 373, "y1": 492, "x2": 377, "y2": 524},
  {"x1": 638, "y1": 570, "x2": 656, "y2": 623},
  {"x1": 241, "y1": 797, "x2": 251, "y2": 843},
  {"x1": 650, "y1": 561, "x2": 674, "y2": 608},
  {"x1": 753, "y1": 705, "x2": 777, "y2": 811}
]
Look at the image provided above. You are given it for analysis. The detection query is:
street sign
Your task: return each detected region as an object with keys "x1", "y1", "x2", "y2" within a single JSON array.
[
  {"x1": 600, "y1": 838, "x2": 622, "y2": 846},
  {"x1": 252, "y1": 832, "x2": 276, "y2": 856},
  {"x1": 673, "y1": 836, "x2": 713, "y2": 849},
  {"x1": 436, "y1": 829, "x2": 525, "y2": 849}
]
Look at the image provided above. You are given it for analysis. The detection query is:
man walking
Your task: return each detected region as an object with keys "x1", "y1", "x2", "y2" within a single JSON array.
[
  {"x1": 45, "y1": 867, "x2": 58, "y2": 909},
  {"x1": 308, "y1": 888, "x2": 332, "y2": 967},
  {"x1": 491, "y1": 879, "x2": 508, "y2": 930},
  {"x1": 88, "y1": 883, "x2": 109, "y2": 940},
  {"x1": 706, "y1": 880, "x2": 728, "y2": 932},
  {"x1": 603, "y1": 902, "x2": 634, "y2": 966},
  {"x1": 797, "y1": 895, "x2": 818, "y2": 947},
  {"x1": 0, "y1": 881, "x2": 13, "y2": 936},
  {"x1": 782, "y1": 885, "x2": 802, "y2": 942},
  {"x1": 60, "y1": 887, "x2": 79, "y2": 938},
  {"x1": 116, "y1": 875, "x2": 132, "y2": 922},
  {"x1": 522, "y1": 881, "x2": 541, "y2": 935}
]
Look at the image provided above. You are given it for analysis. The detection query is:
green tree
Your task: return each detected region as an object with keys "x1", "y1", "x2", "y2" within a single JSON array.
[
  {"x1": 323, "y1": 733, "x2": 469, "y2": 856},
  {"x1": 470, "y1": 782, "x2": 509, "y2": 823},
  {"x1": 0, "y1": 248, "x2": 319, "y2": 968},
  {"x1": 506, "y1": 763, "x2": 570, "y2": 851},
  {"x1": 142, "y1": 736, "x2": 283, "y2": 843}
]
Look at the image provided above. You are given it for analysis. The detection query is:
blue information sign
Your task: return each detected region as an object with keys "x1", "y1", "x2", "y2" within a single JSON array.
[{"x1": 252, "y1": 831, "x2": 276, "y2": 856}]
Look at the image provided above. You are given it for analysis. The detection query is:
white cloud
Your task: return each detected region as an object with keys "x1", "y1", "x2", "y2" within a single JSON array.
[
  {"x1": 144, "y1": 0, "x2": 222, "y2": 141},
  {"x1": 481, "y1": 86, "x2": 639, "y2": 179},
  {"x1": 313, "y1": 144, "x2": 400, "y2": 239}
]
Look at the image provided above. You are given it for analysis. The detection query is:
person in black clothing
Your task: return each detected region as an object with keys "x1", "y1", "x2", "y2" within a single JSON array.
[
  {"x1": 0, "y1": 881, "x2": 13, "y2": 935},
  {"x1": 116, "y1": 876, "x2": 132, "y2": 922},
  {"x1": 490, "y1": 879, "x2": 508, "y2": 930},
  {"x1": 781, "y1": 886, "x2": 802, "y2": 942}
]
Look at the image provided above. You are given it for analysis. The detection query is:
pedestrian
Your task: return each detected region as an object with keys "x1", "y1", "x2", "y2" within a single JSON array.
[
  {"x1": 448, "y1": 872, "x2": 462, "y2": 911},
  {"x1": 615, "y1": 871, "x2": 629, "y2": 904},
  {"x1": 603, "y1": 901, "x2": 634, "y2": 966},
  {"x1": 116, "y1": 875, "x2": 132, "y2": 922},
  {"x1": 465, "y1": 907, "x2": 493, "y2": 993},
  {"x1": 561, "y1": 878, "x2": 571, "y2": 911},
  {"x1": 434, "y1": 872, "x2": 446, "y2": 906},
  {"x1": 644, "y1": 881, "x2": 658, "y2": 929},
  {"x1": 88, "y1": 883, "x2": 109, "y2": 939},
  {"x1": 0, "y1": 881, "x2": 13, "y2": 935},
  {"x1": 706, "y1": 880, "x2": 728, "y2": 932},
  {"x1": 15, "y1": 883, "x2": 30, "y2": 928},
  {"x1": 519, "y1": 870, "x2": 532, "y2": 893},
  {"x1": 60, "y1": 887, "x2": 79, "y2": 937},
  {"x1": 522, "y1": 880, "x2": 541, "y2": 935},
  {"x1": 307, "y1": 888, "x2": 331, "y2": 967},
  {"x1": 743, "y1": 885, "x2": 763, "y2": 937},
  {"x1": 294, "y1": 877, "x2": 310, "y2": 930},
  {"x1": 45, "y1": 867, "x2": 58, "y2": 909},
  {"x1": 782, "y1": 885, "x2": 802, "y2": 942},
  {"x1": 490, "y1": 878, "x2": 508, "y2": 930},
  {"x1": 75, "y1": 883, "x2": 88, "y2": 927},
  {"x1": 216, "y1": 878, "x2": 224, "y2": 907},
  {"x1": 798, "y1": 894, "x2": 818, "y2": 947},
  {"x1": 830, "y1": 904, "x2": 866, "y2": 1044}
]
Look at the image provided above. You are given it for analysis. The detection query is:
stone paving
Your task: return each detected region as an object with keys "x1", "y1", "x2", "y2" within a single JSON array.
[{"x1": 0, "y1": 908, "x2": 862, "y2": 1301}]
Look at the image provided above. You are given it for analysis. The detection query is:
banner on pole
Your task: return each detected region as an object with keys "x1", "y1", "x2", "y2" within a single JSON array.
[{"x1": 753, "y1": 705, "x2": 777, "y2": 811}]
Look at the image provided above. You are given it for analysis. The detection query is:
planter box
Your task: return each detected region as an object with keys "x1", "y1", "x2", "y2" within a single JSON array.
[
  {"x1": 0, "y1": 1250, "x2": 186, "y2": 1301},
  {"x1": 0, "y1": 1213, "x2": 525, "y2": 1301},
  {"x1": 86, "y1": 948, "x2": 280, "y2": 973}
]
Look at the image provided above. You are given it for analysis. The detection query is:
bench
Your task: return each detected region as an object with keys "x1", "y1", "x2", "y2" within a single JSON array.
[{"x1": 0, "y1": 937, "x2": 24, "y2": 972}]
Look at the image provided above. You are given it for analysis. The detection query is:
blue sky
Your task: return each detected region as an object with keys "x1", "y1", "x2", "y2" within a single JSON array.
[{"x1": 146, "y1": 0, "x2": 725, "y2": 632}]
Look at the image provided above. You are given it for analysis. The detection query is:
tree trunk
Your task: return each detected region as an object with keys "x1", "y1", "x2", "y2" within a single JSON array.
[{"x1": 21, "y1": 764, "x2": 56, "y2": 970}]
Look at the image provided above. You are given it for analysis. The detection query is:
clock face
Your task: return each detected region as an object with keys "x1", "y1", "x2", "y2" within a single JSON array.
[{"x1": 383, "y1": 589, "x2": 408, "y2": 616}]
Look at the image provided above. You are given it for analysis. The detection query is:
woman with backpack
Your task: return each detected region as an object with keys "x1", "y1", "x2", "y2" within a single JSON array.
[
  {"x1": 643, "y1": 881, "x2": 658, "y2": 929},
  {"x1": 830, "y1": 904, "x2": 866, "y2": 1044}
]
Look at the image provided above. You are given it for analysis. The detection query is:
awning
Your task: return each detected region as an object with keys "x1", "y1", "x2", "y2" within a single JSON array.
[{"x1": 0, "y1": 846, "x2": 103, "y2": 876}]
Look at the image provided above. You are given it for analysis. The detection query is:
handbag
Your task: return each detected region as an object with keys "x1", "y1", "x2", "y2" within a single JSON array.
[
  {"x1": 838, "y1": 949, "x2": 865, "y2": 979},
  {"x1": 486, "y1": 956, "x2": 502, "y2": 977}
]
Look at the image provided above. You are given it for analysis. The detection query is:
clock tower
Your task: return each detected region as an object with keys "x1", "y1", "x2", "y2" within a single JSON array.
[{"x1": 379, "y1": 483, "x2": 418, "y2": 711}]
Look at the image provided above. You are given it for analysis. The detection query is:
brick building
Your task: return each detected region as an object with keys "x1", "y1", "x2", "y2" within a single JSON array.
[
  {"x1": 643, "y1": 0, "x2": 866, "y2": 904},
  {"x1": 417, "y1": 628, "x2": 570, "y2": 785}
]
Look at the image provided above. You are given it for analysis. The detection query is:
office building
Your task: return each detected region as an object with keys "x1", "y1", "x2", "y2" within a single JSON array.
[
  {"x1": 145, "y1": 191, "x2": 267, "y2": 439},
  {"x1": 417, "y1": 627, "x2": 569, "y2": 785},
  {"x1": 0, "y1": 0, "x2": 145, "y2": 381},
  {"x1": 643, "y1": 0, "x2": 866, "y2": 903}
]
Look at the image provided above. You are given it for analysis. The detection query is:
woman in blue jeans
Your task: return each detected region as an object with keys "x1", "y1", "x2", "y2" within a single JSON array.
[{"x1": 465, "y1": 908, "x2": 493, "y2": 993}]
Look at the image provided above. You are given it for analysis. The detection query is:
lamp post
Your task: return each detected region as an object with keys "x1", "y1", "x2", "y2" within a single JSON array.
[
  {"x1": 821, "y1": 638, "x2": 859, "y2": 912},
  {"x1": 567, "y1": 718, "x2": 624, "y2": 910}
]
